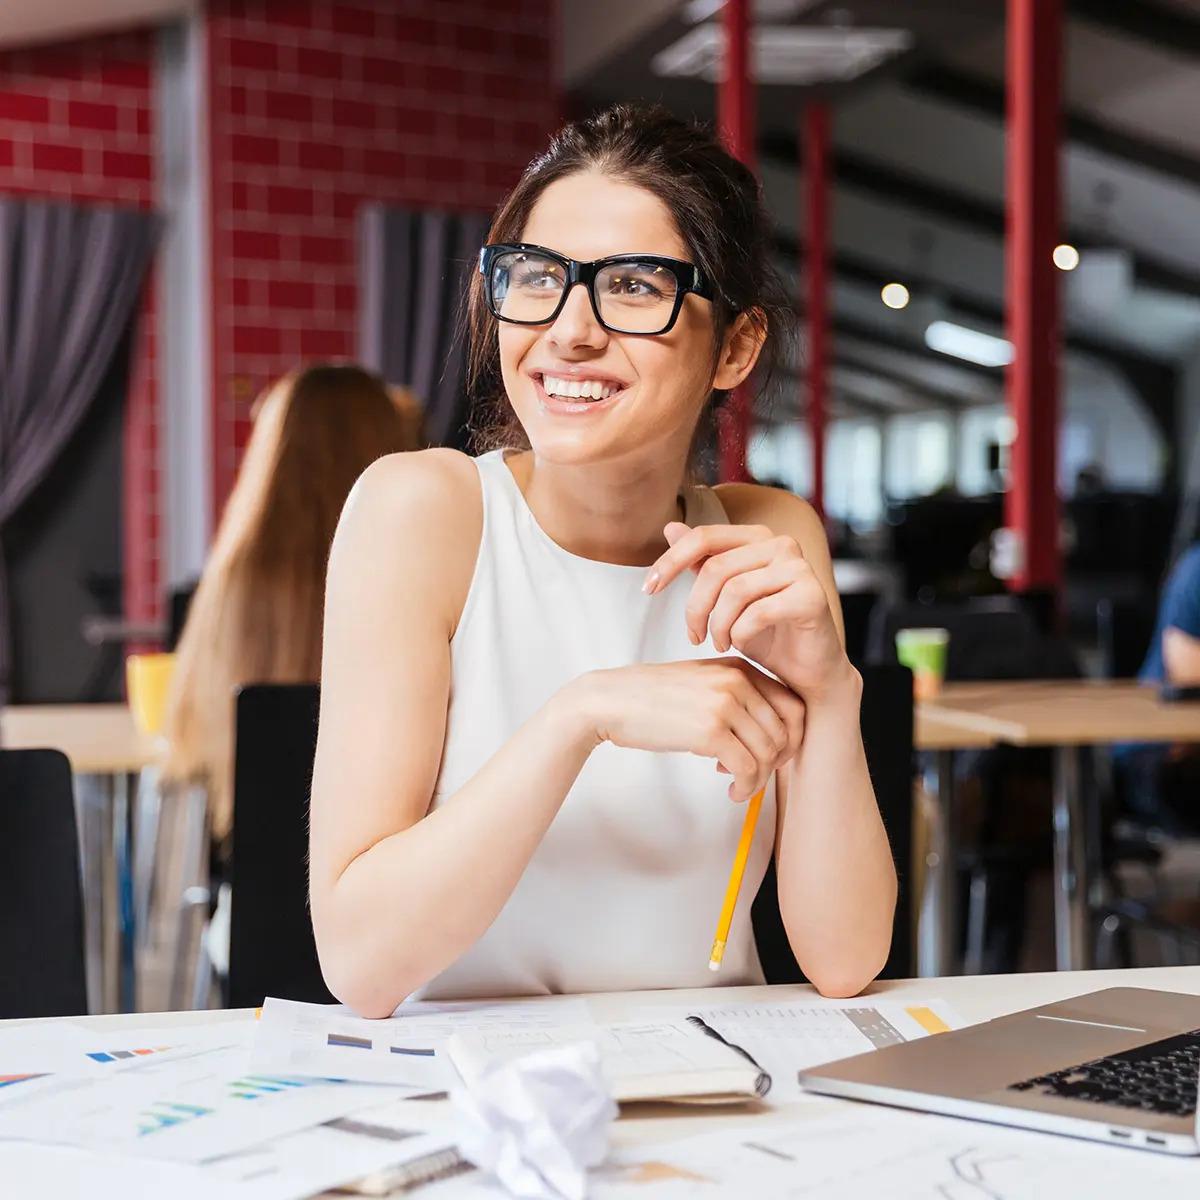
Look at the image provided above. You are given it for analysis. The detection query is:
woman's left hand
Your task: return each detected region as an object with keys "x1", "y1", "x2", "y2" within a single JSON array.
[{"x1": 644, "y1": 522, "x2": 855, "y2": 704}]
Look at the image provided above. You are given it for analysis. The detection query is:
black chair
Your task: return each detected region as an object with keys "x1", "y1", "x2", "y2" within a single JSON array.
[
  {"x1": 167, "y1": 581, "x2": 199, "y2": 651},
  {"x1": 839, "y1": 590, "x2": 879, "y2": 668},
  {"x1": 752, "y1": 664, "x2": 914, "y2": 983},
  {"x1": 227, "y1": 683, "x2": 335, "y2": 1008},
  {"x1": 1096, "y1": 597, "x2": 1156, "y2": 680},
  {"x1": 0, "y1": 750, "x2": 88, "y2": 1017},
  {"x1": 864, "y1": 597, "x2": 1042, "y2": 681}
]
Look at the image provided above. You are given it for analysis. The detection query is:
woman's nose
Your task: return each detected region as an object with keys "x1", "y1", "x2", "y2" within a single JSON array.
[{"x1": 546, "y1": 283, "x2": 607, "y2": 352}]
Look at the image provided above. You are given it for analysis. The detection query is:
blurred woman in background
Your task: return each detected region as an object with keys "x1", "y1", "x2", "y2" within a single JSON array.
[{"x1": 163, "y1": 363, "x2": 419, "y2": 845}]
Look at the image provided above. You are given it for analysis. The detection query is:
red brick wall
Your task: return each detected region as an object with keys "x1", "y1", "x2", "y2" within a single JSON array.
[
  {"x1": 0, "y1": 1, "x2": 562, "y2": 628},
  {"x1": 0, "y1": 31, "x2": 160, "y2": 624},
  {"x1": 206, "y1": 0, "x2": 561, "y2": 510}
]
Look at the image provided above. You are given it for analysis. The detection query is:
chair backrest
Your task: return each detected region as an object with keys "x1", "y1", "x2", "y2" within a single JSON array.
[
  {"x1": 228, "y1": 683, "x2": 334, "y2": 1008},
  {"x1": 167, "y1": 582, "x2": 198, "y2": 651},
  {"x1": 0, "y1": 750, "x2": 88, "y2": 1017},
  {"x1": 752, "y1": 664, "x2": 914, "y2": 984},
  {"x1": 1097, "y1": 597, "x2": 1156, "y2": 679},
  {"x1": 865, "y1": 597, "x2": 1045, "y2": 681},
  {"x1": 839, "y1": 590, "x2": 879, "y2": 667}
]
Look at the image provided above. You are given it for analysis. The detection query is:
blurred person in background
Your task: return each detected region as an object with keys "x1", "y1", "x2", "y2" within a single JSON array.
[
  {"x1": 1119, "y1": 542, "x2": 1200, "y2": 832},
  {"x1": 162, "y1": 363, "x2": 419, "y2": 849}
]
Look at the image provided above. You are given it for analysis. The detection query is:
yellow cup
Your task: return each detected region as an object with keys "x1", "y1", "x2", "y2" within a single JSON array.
[{"x1": 126, "y1": 652, "x2": 176, "y2": 737}]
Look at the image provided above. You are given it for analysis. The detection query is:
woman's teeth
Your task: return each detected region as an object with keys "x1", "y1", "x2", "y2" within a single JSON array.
[{"x1": 541, "y1": 375, "x2": 618, "y2": 401}]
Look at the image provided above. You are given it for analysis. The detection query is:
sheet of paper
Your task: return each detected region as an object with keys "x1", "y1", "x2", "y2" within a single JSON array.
[
  {"x1": 250, "y1": 995, "x2": 592, "y2": 1090},
  {"x1": 678, "y1": 996, "x2": 967, "y2": 1102},
  {"x1": 593, "y1": 1107, "x2": 1199, "y2": 1199},
  {"x1": 0, "y1": 1022, "x2": 247, "y2": 1107},
  {"x1": 0, "y1": 1035, "x2": 403, "y2": 1164},
  {"x1": 0, "y1": 1142, "x2": 217, "y2": 1200}
]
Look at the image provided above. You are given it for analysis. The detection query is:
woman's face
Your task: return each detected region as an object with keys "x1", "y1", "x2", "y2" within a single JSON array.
[{"x1": 496, "y1": 170, "x2": 747, "y2": 469}]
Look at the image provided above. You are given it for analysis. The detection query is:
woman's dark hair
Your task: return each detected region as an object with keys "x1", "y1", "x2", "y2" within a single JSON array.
[{"x1": 465, "y1": 103, "x2": 793, "y2": 455}]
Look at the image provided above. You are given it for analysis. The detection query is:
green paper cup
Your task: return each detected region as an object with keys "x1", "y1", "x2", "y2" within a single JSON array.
[{"x1": 895, "y1": 627, "x2": 950, "y2": 700}]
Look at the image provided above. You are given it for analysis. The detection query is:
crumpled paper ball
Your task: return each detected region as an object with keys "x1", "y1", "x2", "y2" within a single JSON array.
[{"x1": 451, "y1": 1040, "x2": 618, "y2": 1200}]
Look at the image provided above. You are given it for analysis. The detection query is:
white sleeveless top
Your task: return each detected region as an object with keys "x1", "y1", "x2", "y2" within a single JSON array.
[{"x1": 411, "y1": 450, "x2": 775, "y2": 1000}]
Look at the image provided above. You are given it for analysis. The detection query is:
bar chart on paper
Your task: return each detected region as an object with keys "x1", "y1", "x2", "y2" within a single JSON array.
[
  {"x1": 250, "y1": 995, "x2": 592, "y2": 1090},
  {"x1": 0, "y1": 1041, "x2": 392, "y2": 1163}
]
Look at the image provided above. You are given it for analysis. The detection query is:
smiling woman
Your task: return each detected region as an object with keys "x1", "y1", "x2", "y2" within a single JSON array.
[{"x1": 308, "y1": 104, "x2": 897, "y2": 1017}]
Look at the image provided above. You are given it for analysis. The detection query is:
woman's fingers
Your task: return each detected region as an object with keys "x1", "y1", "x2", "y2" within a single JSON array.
[
  {"x1": 724, "y1": 702, "x2": 781, "y2": 800},
  {"x1": 682, "y1": 541, "x2": 777, "y2": 644},
  {"x1": 707, "y1": 562, "x2": 796, "y2": 653},
  {"x1": 711, "y1": 729, "x2": 760, "y2": 803},
  {"x1": 751, "y1": 672, "x2": 807, "y2": 763},
  {"x1": 644, "y1": 523, "x2": 774, "y2": 595}
]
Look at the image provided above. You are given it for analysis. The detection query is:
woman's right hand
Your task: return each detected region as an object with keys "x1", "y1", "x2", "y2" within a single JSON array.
[{"x1": 567, "y1": 658, "x2": 806, "y2": 803}]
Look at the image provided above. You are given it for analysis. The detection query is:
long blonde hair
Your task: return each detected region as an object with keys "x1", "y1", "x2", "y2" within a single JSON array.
[{"x1": 163, "y1": 364, "x2": 418, "y2": 839}]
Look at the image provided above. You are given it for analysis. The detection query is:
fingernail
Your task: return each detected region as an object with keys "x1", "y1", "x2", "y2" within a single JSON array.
[{"x1": 642, "y1": 570, "x2": 659, "y2": 594}]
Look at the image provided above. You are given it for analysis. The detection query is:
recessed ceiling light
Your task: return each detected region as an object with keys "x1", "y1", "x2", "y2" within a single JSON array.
[
  {"x1": 1053, "y1": 243, "x2": 1080, "y2": 271},
  {"x1": 880, "y1": 282, "x2": 910, "y2": 309}
]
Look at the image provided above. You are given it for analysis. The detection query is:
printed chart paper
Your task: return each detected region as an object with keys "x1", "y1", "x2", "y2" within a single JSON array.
[
  {"x1": 593, "y1": 1107, "x2": 1198, "y2": 1199},
  {"x1": 685, "y1": 996, "x2": 967, "y2": 1102},
  {"x1": 250, "y1": 995, "x2": 592, "y2": 1089},
  {"x1": 0, "y1": 1036, "x2": 400, "y2": 1164}
]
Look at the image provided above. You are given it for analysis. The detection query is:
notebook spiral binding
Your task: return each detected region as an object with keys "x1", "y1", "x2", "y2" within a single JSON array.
[
  {"x1": 686, "y1": 1014, "x2": 773, "y2": 1098},
  {"x1": 339, "y1": 1146, "x2": 472, "y2": 1196}
]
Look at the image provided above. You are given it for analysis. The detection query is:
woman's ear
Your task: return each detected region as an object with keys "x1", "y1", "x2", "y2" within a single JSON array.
[{"x1": 712, "y1": 309, "x2": 767, "y2": 392}]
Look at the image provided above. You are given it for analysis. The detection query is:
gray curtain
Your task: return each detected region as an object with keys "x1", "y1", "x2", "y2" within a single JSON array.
[
  {"x1": 358, "y1": 205, "x2": 490, "y2": 449},
  {"x1": 0, "y1": 199, "x2": 159, "y2": 706}
]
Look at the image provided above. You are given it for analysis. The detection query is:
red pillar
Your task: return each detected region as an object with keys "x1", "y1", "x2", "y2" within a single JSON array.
[
  {"x1": 718, "y1": 0, "x2": 754, "y2": 483},
  {"x1": 1004, "y1": 0, "x2": 1062, "y2": 594},
  {"x1": 804, "y1": 104, "x2": 830, "y2": 521}
]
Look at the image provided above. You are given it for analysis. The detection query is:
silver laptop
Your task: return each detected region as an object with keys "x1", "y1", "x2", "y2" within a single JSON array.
[{"x1": 799, "y1": 988, "x2": 1200, "y2": 1155}]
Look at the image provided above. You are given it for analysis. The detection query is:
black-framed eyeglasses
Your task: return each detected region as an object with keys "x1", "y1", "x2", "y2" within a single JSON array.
[{"x1": 479, "y1": 243, "x2": 716, "y2": 336}]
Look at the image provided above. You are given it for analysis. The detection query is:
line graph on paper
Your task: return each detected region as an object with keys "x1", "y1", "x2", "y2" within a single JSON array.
[{"x1": 597, "y1": 1110, "x2": 1195, "y2": 1200}]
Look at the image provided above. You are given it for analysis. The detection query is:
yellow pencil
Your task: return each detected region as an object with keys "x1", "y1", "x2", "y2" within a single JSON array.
[{"x1": 708, "y1": 787, "x2": 765, "y2": 971}]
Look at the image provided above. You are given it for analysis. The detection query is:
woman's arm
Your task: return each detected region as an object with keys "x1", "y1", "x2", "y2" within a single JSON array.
[
  {"x1": 763, "y1": 497, "x2": 895, "y2": 997},
  {"x1": 650, "y1": 486, "x2": 897, "y2": 997},
  {"x1": 309, "y1": 450, "x2": 599, "y2": 1016}
]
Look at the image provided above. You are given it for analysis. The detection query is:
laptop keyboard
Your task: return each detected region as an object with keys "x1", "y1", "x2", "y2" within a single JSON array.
[{"x1": 1007, "y1": 1028, "x2": 1200, "y2": 1117}]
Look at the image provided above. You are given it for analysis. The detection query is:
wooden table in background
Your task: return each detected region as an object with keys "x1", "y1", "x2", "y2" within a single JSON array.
[
  {"x1": 920, "y1": 681, "x2": 1200, "y2": 973},
  {"x1": 0, "y1": 704, "x2": 162, "y2": 1014}
]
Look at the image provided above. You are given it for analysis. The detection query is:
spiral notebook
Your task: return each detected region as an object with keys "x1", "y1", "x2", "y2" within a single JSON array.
[{"x1": 445, "y1": 1019, "x2": 771, "y2": 1104}]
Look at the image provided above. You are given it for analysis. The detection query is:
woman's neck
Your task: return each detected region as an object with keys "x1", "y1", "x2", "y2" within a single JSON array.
[{"x1": 506, "y1": 449, "x2": 690, "y2": 567}]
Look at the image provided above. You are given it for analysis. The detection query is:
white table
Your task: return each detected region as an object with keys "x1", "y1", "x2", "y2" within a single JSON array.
[{"x1": 11, "y1": 964, "x2": 1199, "y2": 1191}]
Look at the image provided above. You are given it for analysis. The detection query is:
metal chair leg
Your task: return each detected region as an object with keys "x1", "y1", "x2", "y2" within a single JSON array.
[
  {"x1": 964, "y1": 868, "x2": 990, "y2": 976},
  {"x1": 134, "y1": 766, "x2": 162, "y2": 953},
  {"x1": 167, "y1": 784, "x2": 210, "y2": 1010}
]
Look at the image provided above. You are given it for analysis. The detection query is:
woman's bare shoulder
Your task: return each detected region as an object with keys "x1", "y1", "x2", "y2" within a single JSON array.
[
  {"x1": 343, "y1": 448, "x2": 481, "y2": 541},
  {"x1": 713, "y1": 481, "x2": 824, "y2": 552},
  {"x1": 331, "y1": 449, "x2": 483, "y2": 632}
]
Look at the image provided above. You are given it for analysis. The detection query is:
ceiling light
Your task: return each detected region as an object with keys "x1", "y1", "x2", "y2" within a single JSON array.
[
  {"x1": 880, "y1": 282, "x2": 910, "y2": 310},
  {"x1": 1053, "y1": 243, "x2": 1079, "y2": 271},
  {"x1": 684, "y1": 0, "x2": 823, "y2": 21},
  {"x1": 653, "y1": 25, "x2": 913, "y2": 84},
  {"x1": 924, "y1": 320, "x2": 1014, "y2": 368}
]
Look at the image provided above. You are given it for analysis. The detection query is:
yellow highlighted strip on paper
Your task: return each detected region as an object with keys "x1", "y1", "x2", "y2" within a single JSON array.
[{"x1": 906, "y1": 1006, "x2": 951, "y2": 1035}]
